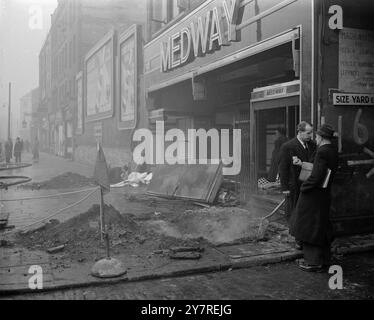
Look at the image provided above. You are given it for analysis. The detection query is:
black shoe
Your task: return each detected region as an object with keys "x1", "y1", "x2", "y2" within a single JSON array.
[{"x1": 296, "y1": 259, "x2": 324, "y2": 273}]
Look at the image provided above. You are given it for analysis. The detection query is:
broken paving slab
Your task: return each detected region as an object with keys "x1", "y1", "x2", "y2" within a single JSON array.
[
  {"x1": 0, "y1": 212, "x2": 10, "y2": 230},
  {"x1": 169, "y1": 251, "x2": 202, "y2": 260},
  {"x1": 217, "y1": 241, "x2": 296, "y2": 260},
  {"x1": 47, "y1": 245, "x2": 66, "y2": 254},
  {"x1": 170, "y1": 246, "x2": 205, "y2": 253},
  {"x1": 147, "y1": 163, "x2": 223, "y2": 203}
]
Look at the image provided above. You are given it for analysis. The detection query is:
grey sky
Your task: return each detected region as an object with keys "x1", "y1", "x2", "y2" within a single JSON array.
[{"x1": 0, "y1": 0, "x2": 57, "y2": 140}]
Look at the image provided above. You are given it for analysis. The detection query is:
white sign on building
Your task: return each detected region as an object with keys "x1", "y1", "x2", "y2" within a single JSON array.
[{"x1": 339, "y1": 27, "x2": 374, "y2": 93}]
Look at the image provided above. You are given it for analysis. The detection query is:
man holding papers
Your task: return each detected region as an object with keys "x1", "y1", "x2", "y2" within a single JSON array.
[{"x1": 290, "y1": 124, "x2": 339, "y2": 272}]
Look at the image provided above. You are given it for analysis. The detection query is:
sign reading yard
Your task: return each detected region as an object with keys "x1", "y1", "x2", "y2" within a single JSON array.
[{"x1": 333, "y1": 93, "x2": 374, "y2": 106}]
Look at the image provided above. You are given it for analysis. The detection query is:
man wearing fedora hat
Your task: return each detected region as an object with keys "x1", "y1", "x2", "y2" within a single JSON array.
[{"x1": 290, "y1": 124, "x2": 339, "y2": 272}]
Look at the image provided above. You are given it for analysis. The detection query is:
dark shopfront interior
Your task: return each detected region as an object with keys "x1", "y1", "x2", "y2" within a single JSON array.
[
  {"x1": 254, "y1": 101, "x2": 299, "y2": 181},
  {"x1": 149, "y1": 41, "x2": 299, "y2": 201}
]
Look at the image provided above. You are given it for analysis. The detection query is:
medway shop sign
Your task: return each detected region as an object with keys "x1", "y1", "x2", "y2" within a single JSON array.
[
  {"x1": 160, "y1": 0, "x2": 241, "y2": 72},
  {"x1": 333, "y1": 93, "x2": 374, "y2": 106}
]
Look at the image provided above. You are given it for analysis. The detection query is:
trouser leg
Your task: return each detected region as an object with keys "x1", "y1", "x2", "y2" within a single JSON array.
[
  {"x1": 303, "y1": 242, "x2": 331, "y2": 266},
  {"x1": 284, "y1": 194, "x2": 294, "y2": 224}
]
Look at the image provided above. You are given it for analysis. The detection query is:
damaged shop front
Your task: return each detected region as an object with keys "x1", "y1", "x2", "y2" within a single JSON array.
[
  {"x1": 144, "y1": 0, "x2": 314, "y2": 202},
  {"x1": 315, "y1": 0, "x2": 374, "y2": 235}
]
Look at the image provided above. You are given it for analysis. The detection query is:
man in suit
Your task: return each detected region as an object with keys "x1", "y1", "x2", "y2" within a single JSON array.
[
  {"x1": 290, "y1": 124, "x2": 339, "y2": 271},
  {"x1": 278, "y1": 121, "x2": 316, "y2": 229}
]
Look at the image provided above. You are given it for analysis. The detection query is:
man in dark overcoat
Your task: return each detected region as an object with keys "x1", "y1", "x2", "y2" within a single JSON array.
[
  {"x1": 14, "y1": 137, "x2": 22, "y2": 163},
  {"x1": 290, "y1": 124, "x2": 339, "y2": 272},
  {"x1": 4, "y1": 138, "x2": 12, "y2": 164},
  {"x1": 278, "y1": 121, "x2": 316, "y2": 225}
]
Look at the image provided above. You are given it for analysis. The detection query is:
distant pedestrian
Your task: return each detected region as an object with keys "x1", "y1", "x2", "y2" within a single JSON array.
[
  {"x1": 9, "y1": 138, "x2": 13, "y2": 160},
  {"x1": 268, "y1": 127, "x2": 288, "y2": 182},
  {"x1": 0, "y1": 142, "x2": 3, "y2": 162},
  {"x1": 14, "y1": 137, "x2": 22, "y2": 163},
  {"x1": 25, "y1": 140, "x2": 30, "y2": 153},
  {"x1": 20, "y1": 139, "x2": 24, "y2": 152},
  {"x1": 5, "y1": 138, "x2": 12, "y2": 164},
  {"x1": 32, "y1": 137, "x2": 39, "y2": 162}
]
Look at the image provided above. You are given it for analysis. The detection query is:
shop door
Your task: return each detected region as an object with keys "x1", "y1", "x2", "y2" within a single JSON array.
[
  {"x1": 234, "y1": 109, "x2": 251, "y2": 202},
  {"x1": 66, "y1": 121, "x2": 73, "y2": 158},
  {"x1": 58, "y1": 125, "x2": 64, "y2": 157},
  {"x1": 250, "y1": 96, "x2": 299, "y2": 193}
]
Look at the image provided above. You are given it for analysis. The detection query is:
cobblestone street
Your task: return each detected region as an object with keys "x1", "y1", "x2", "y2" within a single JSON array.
[{"x1": 3, "y1": 252, "x2": 373, "y2": 300}]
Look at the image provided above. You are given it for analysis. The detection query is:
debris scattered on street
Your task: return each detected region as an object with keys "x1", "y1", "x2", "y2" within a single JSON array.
[
  {"x1": 14, "y1": 203, "x2": 207, "y2": 264},
  {"x1": 193, "y1": 202, "x2": 211, "y2": 208},
  {"x1": 0, "y1": 211, "x2": 10, "y2": 230},
  {"x1": 216, "y1": 189, "x2": 240, "y2": 206},
  {"x1": 0, "y1": 239, "x2": 12, "y2": 247},
  {"x1": 170, "y1": 246, "x2": 204, "y2": 253},
  {"x1": 15, "y1": 204, "x2": 139, "y2": 261},
  {"x1": 147, "y1": 163, "x2": 223, "y2": 203},
  {"x1": 47, "y1": 245, "x2": 66, "y2": 254},
  {"x1": 169, "y1": 251, "x2": 201, "y2": 260},
  {"x1": 153, "y1": 250, "x2": 165, "y2": 255},
  {"x1": 110, "y1": 172, "x2": 152, "y2": 188}
]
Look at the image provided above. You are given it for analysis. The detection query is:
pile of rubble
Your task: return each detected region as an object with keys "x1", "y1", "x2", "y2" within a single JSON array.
[
  {"x1": 20, "y1": 172, "x2": 95, "y2": 190},
  {"x1": 15, "y1": 204, "x2": 206, "y2": 262}
]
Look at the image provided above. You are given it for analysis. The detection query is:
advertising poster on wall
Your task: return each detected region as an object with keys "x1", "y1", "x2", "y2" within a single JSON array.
[
  {"x1": 339, "y1": 27, "x2": 374, "y2": 93},
  {"x1": 76, "y1": 72, "x2": 83, "y2": 135},
  {"x1": 118, "y1": 25, "x2": 140, "y2": 130},
  {"x1": 85, "y1": 31, "x2": 115, "y2": 122}
]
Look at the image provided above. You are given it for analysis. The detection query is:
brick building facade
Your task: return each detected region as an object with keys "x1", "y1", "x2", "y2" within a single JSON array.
[{"x1": 39, "y1": 0, "x2": 147, "y2": 167}]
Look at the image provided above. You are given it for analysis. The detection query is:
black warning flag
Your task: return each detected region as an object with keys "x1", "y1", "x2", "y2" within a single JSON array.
[{"x1": 93, "y1": 143, "x2": 110, "y2": 192}]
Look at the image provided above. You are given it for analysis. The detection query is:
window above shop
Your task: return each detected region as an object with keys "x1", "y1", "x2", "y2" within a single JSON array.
[{"x1": 148, "y1": 0, "x2": 191, "y2": 39}]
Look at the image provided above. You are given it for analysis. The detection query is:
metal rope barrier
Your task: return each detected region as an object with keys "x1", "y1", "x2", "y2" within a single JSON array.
[
  {"x1": 0, "y1": 176, "x2": 32, "y2": 188},
  {"x1": 0, "y1": 163, "x2": 32, "y2": 171},
  {"x1": 1, "y1": 187, "x2": 100, "y2": 235},
  {"x1": 0, "y1": 186, "x2": 99, "y2": 202}
]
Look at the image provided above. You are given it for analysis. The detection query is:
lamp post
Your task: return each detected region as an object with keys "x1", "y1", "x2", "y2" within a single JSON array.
[{"x1": 8, "y1": 82, "x2": 11, "y2": 140}]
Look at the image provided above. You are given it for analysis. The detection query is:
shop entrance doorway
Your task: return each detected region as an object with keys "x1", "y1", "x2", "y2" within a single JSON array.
[
  {"x1": 250, "y1": 80, "x2": 300, "y2": 194},
  {"x1": 255, "y1": 104, "x2": 299, "y2": 181}
]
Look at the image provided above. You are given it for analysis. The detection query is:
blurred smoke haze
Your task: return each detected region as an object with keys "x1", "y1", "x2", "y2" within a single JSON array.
[{"x1": 0, "y1": 0, "x2": 57, "y2": 140}]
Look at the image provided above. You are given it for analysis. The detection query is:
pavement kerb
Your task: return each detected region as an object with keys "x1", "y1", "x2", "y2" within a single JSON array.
[
  {"x1": 0, "y1": 249, "x2": 300, "y2": 296},
  {"x1": 335, "y1": 243, "x2": 374, "y2": 255},
  {"x1": 1, "y1": 241, "x2": 374, "y2": 297}
]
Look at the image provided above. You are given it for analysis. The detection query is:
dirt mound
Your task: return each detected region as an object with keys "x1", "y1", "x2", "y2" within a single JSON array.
[
  {"x1": 15, "y1": 203, "x2": 203, "y2": 262},
  {"x1": 16, "y1": 204, "x2": 141, "y2": 260},
  {"x1": 21, "y1": 172, "x2": 95, "y2": 190}
]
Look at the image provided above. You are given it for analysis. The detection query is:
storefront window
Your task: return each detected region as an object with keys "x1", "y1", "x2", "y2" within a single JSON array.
[{"x1": 150, "y1": 0, "x2": 187, "y2": 36}]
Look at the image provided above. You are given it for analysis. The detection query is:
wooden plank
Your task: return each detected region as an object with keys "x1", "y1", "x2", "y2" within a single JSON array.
[
  {"x1": 206, "y1": 162, "x2": 223, "y2": 203},
  {"x1": 347, "y1": 159, "x2": 374, "y2": 166},
  {"x1": 363, "y1": 147, "x2": 374, "y2": 158}
]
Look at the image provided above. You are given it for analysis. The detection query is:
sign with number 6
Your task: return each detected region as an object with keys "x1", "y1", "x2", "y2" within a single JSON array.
[{"x1": 353, "y1": 109, "x2": 369, "y2": 145}]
